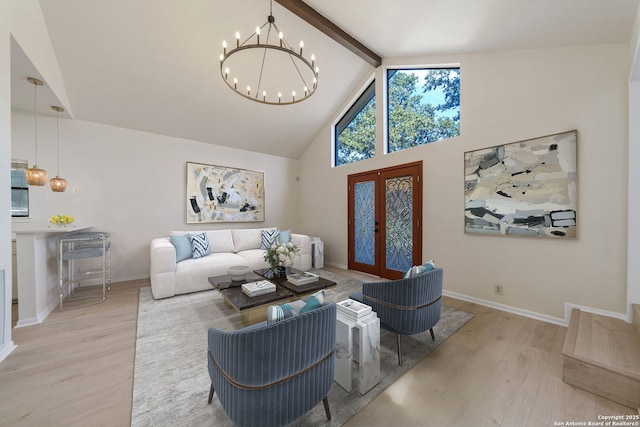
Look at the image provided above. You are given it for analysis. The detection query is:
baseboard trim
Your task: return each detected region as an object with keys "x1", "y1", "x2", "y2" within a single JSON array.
[
  {"x1": 0, "y1": 341, "x2": 17, "y2": 363},
  {"x1": 325, "y1": 261, "x2": 347, "y2": 270},
  {"x1": 112, "y1": 274, "x2": 149, "y2": 284},
  {"x1": 443, "y1": 290, "x2": 568, "y2": 326},
  {"x1": 443, "y1": 290, "x2": 629, "y2": 327}
]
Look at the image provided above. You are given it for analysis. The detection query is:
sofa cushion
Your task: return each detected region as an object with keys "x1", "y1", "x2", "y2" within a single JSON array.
[
  {"x1": 232, "y1": 228, "x2": 262, "y2": 252},
  {"x1": 170, "y1": 234, "x2": 193, "y2": 263},
  {"x1": 175, "y1": 253, "x2": 250, "y2": 294},
  {"x1": 236, "y1": 249, "x2": 270, "y2": 270},
  {"x1": 261, "y1": 228, "x2": 279, "y2": 249},
  {"x1": 190, "y1": 232, "x2": 211, "y2": 259},
  {"x1": 206, "y1": 230, "x2": 236, "y2": 253},
  {"x1": 266, "y1": 290, "x2": 325, "y2": 325}
]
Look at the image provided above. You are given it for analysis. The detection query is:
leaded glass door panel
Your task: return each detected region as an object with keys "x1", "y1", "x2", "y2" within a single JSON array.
[{"x1": 348, "y1": 162, "x2": 422, "y2": 279}]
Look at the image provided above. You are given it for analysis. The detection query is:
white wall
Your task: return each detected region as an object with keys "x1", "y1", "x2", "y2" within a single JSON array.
[
  {"x1": 628, "y1": 7, "x2": 640, "y2": 313},
  {"x1": 299, "y1": 44, "x2": 629, "y2": 319},
  {"x1": 1, "y1": 0, "x2": 17, "y2": 362},
  {"x1": 11, "y1": 112, "x2": 301, "y2": 282},
  {"x1": 10, "y1": 0, "x2": 71, "y2": 114}
]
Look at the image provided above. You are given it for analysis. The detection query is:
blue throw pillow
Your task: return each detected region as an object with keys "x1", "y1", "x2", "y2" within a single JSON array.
[
  {"x1": 278, "y1": 229, "x2": 291, "y2": 244},
  {"x1": 170, "y1": 234, "x2": 193, "y2": 263},
  {"x1": 267, "y1": 290, "x2": 325, "y2": 325},
  {"x1": 261, "y1": 229, "x2": 279, "y2": 249},
  {"x1": 190, "y1": 232, "x2": 210, "y2": 259},
  {"x1": 423, "y1": 259, "x2": 435, "y2": 271},
  {"x1": 403, "y1": 260, "x2": 436, "y2": 278}
]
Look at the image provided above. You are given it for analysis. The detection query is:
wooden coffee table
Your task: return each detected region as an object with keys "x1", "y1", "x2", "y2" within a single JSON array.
[{"x1": 208, "y1": 268, "x2": 336, "y2": 326}]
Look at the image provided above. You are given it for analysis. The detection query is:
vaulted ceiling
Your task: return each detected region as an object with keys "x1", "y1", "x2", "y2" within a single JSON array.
[{"x1": 11, "y1": 0, "x2": 640, "y2": 158}]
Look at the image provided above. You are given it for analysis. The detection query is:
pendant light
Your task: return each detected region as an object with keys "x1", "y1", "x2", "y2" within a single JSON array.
[
  {"x1": 50, "y1": 106, "x2": 67, "y2": 192},
  {"x1": 25, "y1": 77, "x2": 48, "y2": 186}
]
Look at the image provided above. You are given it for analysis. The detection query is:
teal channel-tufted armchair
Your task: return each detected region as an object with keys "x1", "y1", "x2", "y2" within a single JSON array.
[
  {"x1": 207, "y1": 302, "x2": 336, "y2": 427},
  {"x1": 350, "y1": 268, "x2": 443, "y2": 366}
]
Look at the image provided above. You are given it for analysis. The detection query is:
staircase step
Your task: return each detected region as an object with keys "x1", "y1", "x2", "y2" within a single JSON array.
[{"x1": 562, "y1": 308, "x2": 640, "y2": 409}]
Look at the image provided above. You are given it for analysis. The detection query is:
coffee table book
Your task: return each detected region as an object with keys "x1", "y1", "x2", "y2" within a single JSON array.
[
  {"x1": 242, "y1": 280, "x2": 276, "y2": 297},
  {"x1": 287, "y1": 272, "x2": 319, "y2": 286},
  {"x1": 337, "y1": 299, "x2": 372, "y2": 319}
]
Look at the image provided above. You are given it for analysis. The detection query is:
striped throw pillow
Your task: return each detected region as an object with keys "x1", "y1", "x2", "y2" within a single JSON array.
[
  {"x1": 190, "y1": 232, "x2": 210, "y2": 259},
  {"x1": 261, "y1": 229, "x2": 280, "y2": 249}
]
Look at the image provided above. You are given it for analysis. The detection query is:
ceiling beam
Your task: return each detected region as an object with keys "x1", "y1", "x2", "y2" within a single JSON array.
[{"x1": 274, "y1": 0, "x2": 382, "y2": 68}]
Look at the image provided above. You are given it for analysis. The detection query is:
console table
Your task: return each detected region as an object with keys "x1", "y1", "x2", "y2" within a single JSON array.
[{"x1": 335, "y1": 309, "x2": 381, "y2": 394}]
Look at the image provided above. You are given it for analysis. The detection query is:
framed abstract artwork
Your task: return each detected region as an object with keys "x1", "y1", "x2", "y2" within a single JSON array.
[
  {"x1": 186, "y1": 162, "x2": 265, "y2": 223},
  {"x1": 464, "y1": 130, "x2": 577, "y2": 238}
]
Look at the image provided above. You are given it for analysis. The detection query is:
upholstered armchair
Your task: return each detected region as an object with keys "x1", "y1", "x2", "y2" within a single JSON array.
[
  {"x1": 350, "y1": 268, "x2": 443, "y2": 366},
  {"x1": 207, "y1": 302, "x2": 336, "y2": 427}
]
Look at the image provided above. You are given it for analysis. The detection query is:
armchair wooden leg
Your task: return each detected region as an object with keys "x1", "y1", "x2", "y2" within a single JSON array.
[
  {"x1": 430, "y1": 328, "x2": 435, "y2": 341},
  {"x1": 208, "y1": 383, "x2": 215, "y2": 404},
  {"x1": 323, "y1": 396, "x2": 332, "y2": 420},
  {"x1": 397, "y1": 334, "x2": 403, "y2": 366}
]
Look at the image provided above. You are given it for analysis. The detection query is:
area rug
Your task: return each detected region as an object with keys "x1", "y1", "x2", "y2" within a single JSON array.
[{"x1": 131, "y1": 269, "x2": 473, "y2": 427}]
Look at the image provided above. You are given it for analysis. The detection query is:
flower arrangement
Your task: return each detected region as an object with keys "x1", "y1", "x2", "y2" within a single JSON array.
[{"x1": 263, "y1": 241, "x2": 300, "y2": 271}]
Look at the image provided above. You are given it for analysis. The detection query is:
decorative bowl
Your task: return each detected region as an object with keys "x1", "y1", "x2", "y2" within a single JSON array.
[
  {"x1": 228, "y1": 265, "x2": 250, "y2": 281},
  {"x1": 49, "y1": 215, "x2": 75, "y2": 226}
]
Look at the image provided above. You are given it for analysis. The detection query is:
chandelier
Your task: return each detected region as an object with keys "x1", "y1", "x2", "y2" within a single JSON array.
[{"x1": 219, "y1": 0, "x2": 319, "y2": 105}]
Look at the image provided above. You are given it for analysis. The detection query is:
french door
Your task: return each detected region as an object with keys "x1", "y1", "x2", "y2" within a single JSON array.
[{"x1": 347, "y1": 161, "x2": 422, "y2": 279}]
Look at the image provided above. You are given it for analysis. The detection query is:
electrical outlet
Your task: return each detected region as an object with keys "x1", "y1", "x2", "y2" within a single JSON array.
[{"x1": 494, "y1": 284, "x2": 503, "y2": 295}]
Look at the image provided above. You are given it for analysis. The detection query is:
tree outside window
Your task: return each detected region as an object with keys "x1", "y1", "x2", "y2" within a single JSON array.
[
  {"x1": 387, "y1": 68, "x2": 460, "y2": 153},
  {"x1": 335, "y1": 81, "x2": 376, "y2": 166}
]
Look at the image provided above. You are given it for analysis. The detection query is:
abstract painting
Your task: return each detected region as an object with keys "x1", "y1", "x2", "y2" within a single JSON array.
[
  {"x1": 186, "y1": 162, "x2": 264, "y2": 223},
  {"x1": 464, "y1": 130, "x2": 577, "y2": 238}
]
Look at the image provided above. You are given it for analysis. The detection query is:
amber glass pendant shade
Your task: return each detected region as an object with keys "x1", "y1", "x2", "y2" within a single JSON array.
[
  {"x1": 50, "y1": 105, "x2": 67, "y2": 192},
  {"x1": 50, "y1": 176, "x2": 67, "y2": 192},
  {"x1": 25, "y1": 166, "x2": 48, "y2": 186}
]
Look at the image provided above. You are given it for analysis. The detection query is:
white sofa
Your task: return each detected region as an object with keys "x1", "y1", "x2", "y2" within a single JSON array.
[{"x1": 150, "y1": 228, "x2": 312, "y2": 299}]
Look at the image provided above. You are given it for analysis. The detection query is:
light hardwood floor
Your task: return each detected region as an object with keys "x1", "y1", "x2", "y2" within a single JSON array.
[{"x1": 1, "y1": 268, "x2": 636, "y2": 426}]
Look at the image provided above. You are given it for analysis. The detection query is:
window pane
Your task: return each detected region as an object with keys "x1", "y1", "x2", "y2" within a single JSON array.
[
  {"x1": 387, "y1": 68, "x2": 460, "y2": 153},
  {"x1": 11, "y1": 169, "x2": 28, "y2": 188},
  {"x1": 11, "y1": 188, "x2": 29, "y2": 217},
  {"x1": 11, "y1": 165, "x2": 29, "y2": 217},
  {"x1": 335, "y1": 81, "x2": 376, "y2": 166}
]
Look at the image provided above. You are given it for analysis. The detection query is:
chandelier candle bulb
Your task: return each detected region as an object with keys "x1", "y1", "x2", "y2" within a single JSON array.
[
  {"x1": 263, "y1": 91, "x2": 266, "y2": 101},
  {"x1": 279, "y1": 31, "x2": 283, "y2": 47},
  {"x1": 247, "y1": 86, "x2": 250, "y2": 96},
  {"x1": 233, "y1": 78, "x2": 237, "y2": 89},
  {"x1": 256, "y1": 26, "x2": 260, "y2": 44},
  {"x1": 219, "y1": 54, "x2": 224, "y2": 63},
  {"x1": 278, "y1": 92, "x2": 282, "y2": 103},
  {"x1": 224, "y1": 68, "x2": 229, "y2": 79},
  {"x1": 292, "y1": 91, "x2": 296, "y2": 101},
  {"x1": 222, "y1": 40, "x2": 227, "y2": 55},
  {"x1": 311, "y1": 54, "x2": 315, "y2": 68},
  {"x1": 235, "y1": 31, "x2": 240, "y2": 48},
  {"x1": 299, "y1": 40, "x2": 304, "y2": 55}
]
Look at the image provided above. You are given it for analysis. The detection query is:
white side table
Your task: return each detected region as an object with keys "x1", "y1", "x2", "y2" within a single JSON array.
[
  {"x1": 335, "y1": 310, "x2": 381, "y2": 394},
  {"x1": 311, "y1": 238, "x2": 324, "y2": 268}
]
